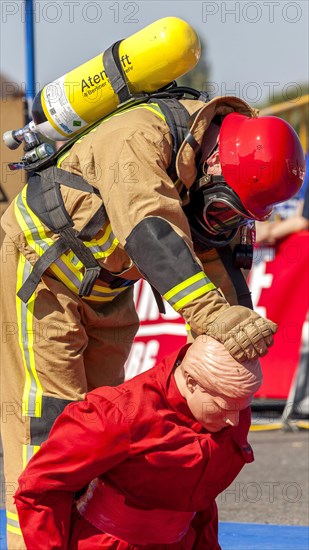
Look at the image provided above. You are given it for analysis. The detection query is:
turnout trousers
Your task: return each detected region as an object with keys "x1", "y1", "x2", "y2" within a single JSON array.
[{"x1": 0, "y1": 237, "x2": 139, "y2": 550}]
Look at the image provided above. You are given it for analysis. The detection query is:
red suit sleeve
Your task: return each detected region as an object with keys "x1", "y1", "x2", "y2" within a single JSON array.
[{"x1": 14, "y1": 393, "x2": 130, "y2": 550}]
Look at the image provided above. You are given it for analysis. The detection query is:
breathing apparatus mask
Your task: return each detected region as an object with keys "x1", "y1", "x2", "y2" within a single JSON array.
[{"x1": 183, "y1": 162, "x2": 257, "y2": 269}]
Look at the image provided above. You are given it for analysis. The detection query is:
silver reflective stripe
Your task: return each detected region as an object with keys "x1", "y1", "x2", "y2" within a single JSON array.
[
  {"x1": 26, "y1": 444, "x2": 39, "y2": 463},
  {"x1": 16, "y1": 194, "x2": 49, "y2": 255},
  {"x1": 85, "y1": 227, "x2": 118, "y2": 256},
  {"x1": 17, "y1": 193, "x2": 120, "y2": 298},
  {"x1": 6, "y1": 515, "x2": 20, "y2": 529},
  {"x1": 167, "y1": 276, "x2": 213, "y2": 308},
  {"x1": 53, "y1": 257, "x2": 81, "y2": 288},
  {"x1": 6, "y1": 511, "x2": 22, "y2": 535}
]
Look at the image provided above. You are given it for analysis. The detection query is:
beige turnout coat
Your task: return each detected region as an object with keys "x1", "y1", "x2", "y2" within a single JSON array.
[
  {"x1": 1, "y1": 95, "x2": 258, "y2": 549},
  {"x1": 2, "y1": 95, "x2": 256, "y2": 333}
]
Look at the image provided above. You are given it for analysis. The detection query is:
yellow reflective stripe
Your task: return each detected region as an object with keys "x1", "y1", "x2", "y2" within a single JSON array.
[
  {"x1": 164, "y1": 272, "x2": 207, "y2": 302},
  {"x1": 7, "y1": 524, "x2": 22, "y2": 536},
  {"x1": 15, "y1": 195, "x2": 126, "y2": 302},
  {"x1": 50, "y1": 263, "x2": 80, "y2": 293},
  {"x1": 15, "y1": 188, "x2": 81, "y2": 294},
  {"x1": 6, "y1": 510, "x2": 22, "y2": 535},
  {"x1": 83, "y1": 294, "x2": 123, "y2": 303},
  {"x1": 56, "y1": 150, "x2": 71, "y2": 167},
  {"x1": 6, "y1": 511, "x2": 22, "y2": 535},
  {"x1": 15, "y1": 175, "x2": 126, "y2": 302},
  {"x1": 7, "y1": 511, "x2": 19, "y2": 521},
  {"x1": 58, "y1": 102, "x2": 167, "y2": 155},
  {"x1": 16, "y1": 257, "x2": 32, "y2": 415},
  {"x1": 16, "y1": 256, "x2": 43, "y2": 418},
  {"x1": 67, "y1": 250, "x2": 83, "y2": 270},
  {"x1": 91, "y1": 283, "x2": 126, "y2": 294},
  {"x1": 23, "y1": 444, "x2": 40, "y2": 468},
  {"x1": 84, "y1": 222, "x2": 114, "y2": 247},
  {"x1": 18, "y1": 183, "x2": 117, "y2": 263},
  {"x1": 86, "y1": 103, "x2": 166, "y2": 135},
  {"x1": 14, "y1": 192, "x2": 54, "y2": 254},
  {"x1": 173, "y1": 282, "x2": 216, "y2": 312}
]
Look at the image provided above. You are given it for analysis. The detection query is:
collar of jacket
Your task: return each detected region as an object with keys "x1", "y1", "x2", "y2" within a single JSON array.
[
  {"x1": 176, "y1": 95, "x2": 258, "y2": 188},
  {"x1": 159, "y1": 343, "x2": 207, "y2": 434}
]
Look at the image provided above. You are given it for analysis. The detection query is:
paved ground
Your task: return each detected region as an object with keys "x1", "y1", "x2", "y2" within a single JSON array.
[
  {"x1": 217, "y1": 429, "x2": 309, "y2": 526},
  {"x1": 1, "y1": 429, "x2": 308, "y2": 526}
]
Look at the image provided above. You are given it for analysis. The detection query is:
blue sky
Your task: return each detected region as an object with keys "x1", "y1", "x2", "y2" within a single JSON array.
[{"x1": 1, "y1": 0, "x2": 308, "y2": 106}]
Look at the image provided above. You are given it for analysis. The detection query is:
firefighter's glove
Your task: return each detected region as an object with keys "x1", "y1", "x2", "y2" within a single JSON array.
[{"x1": 204, "y1": 306, "x2": 277, "y2": 362}]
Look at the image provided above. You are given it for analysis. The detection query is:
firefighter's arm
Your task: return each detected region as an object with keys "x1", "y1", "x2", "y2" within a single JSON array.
[
  {"x1": 125, "y1": 216, "x2": 276, "y2": 361},
  {"x1": 91, "y1": 118, "x2": 276, "y2": 361}
]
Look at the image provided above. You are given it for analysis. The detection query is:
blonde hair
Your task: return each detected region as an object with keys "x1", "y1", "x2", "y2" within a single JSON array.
[{"x1": 181, "y1": 335, "x2": 262, "y2": 399}]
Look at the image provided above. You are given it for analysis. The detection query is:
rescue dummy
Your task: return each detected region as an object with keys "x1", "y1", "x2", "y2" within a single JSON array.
[
  {"x1": 15, "y1": 336, "x2": 263, "y2": 550},
  {"x1": 1, "y1": 18, "x2": 306, "y2": 549}
]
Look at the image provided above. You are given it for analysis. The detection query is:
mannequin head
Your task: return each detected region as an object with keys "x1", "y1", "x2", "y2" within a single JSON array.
[{"x1": 174, "y1": 335, "x2": 262, "y2": 431}]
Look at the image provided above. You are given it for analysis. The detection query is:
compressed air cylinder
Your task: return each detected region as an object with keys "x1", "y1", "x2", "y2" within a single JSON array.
[{"x1": 32, "y1": 17, "x2": 201, "y2": 141}]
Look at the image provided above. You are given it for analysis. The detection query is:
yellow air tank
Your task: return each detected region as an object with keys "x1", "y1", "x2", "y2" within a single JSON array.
[{"x1": 32, "y1": 17, "x2": 201, "y2": 141}]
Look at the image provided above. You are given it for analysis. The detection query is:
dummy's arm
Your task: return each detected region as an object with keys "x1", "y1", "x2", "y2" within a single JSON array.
[{"x1": 14, "y1": 395, "x2": 130, "y2": 550}]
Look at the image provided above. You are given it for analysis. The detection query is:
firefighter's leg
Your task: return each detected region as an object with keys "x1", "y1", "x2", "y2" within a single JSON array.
[
  {"x1": 82, "y1": 287, "x2": 140, "y2": 389},
  {"x1": 0, "y1": 245, "x2": 89, "y2": 550}
]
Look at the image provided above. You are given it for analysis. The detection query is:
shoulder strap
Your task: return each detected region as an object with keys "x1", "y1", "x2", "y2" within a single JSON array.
[
  {"x1": 217, "y1": 245, "x2": 253, "y2": 309},
  {"x1": 18, "y1": 166, "x2": 106, "y2": 302},
  {"x1": 152, "y1": 98, "x2": 191, "y2": 180},
  {"x1": 103, "y1": 41, "x2": 133, "y2": 104},
  {"x1": 27, "y1": 166, "x2": 104, "y2": 232}
]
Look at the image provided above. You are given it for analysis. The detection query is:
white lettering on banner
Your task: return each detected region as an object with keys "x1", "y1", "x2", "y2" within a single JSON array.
[
  {"x1": 137, "y1": 324, "x2": 186, "y2": 338},
  {"x1": 249, "y1": 249, "x2": 275, "y2": 317},
  {"x1": 125, "y1": 282, "x2": 186, "y2": 379},
  {"x1": 125, "y1": 341, "x2": 159, "y2": 380}
]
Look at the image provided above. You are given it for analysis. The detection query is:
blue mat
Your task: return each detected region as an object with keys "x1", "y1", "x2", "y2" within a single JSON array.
[
  {"x1": 1, "y1": 511, "x2": 308, "y2": 549},
  {"x1": 219, "y1": 522, "x2": 309, "y2": 550},
  {"x1": 0, "y1": 511, "x2": 6, "y2": 550}
]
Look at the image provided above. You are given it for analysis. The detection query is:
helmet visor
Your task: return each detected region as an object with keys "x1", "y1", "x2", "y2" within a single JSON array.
[{"x1": 202, "y1": 198, "x2": 253, "y2": 235}]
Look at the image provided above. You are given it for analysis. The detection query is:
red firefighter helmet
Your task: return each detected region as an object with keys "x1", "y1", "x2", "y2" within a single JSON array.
[{"x1": 219, "y1": 113, "x2": 306, "y2": 220}]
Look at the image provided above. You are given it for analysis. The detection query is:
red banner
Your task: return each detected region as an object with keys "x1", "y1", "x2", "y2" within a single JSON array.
[
  {"x1": 125, "y1": 282, "x2": 187, "y2": 380},
  {"x1": 249, "y1": 231, "x2": 309, "y2": 399},
  {"x1": 126, "y1": 231, "x2": 309, "y2": 400}
]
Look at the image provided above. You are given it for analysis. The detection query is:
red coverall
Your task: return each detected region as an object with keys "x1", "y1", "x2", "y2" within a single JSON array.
[{"x1": 15, "y1": 346, "x2": 254, "y2": 549}]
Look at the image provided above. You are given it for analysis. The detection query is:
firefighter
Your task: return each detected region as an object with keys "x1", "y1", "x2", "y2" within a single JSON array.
[{"x1": 0, "y1": 93, "x2": 305, "y2": 549}]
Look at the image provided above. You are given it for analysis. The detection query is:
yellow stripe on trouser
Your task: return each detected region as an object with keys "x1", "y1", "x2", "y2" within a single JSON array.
[
  {"x1": 16, "y1": 256, "x2": 43, "y2": 418},
  {"x1": 6, "y1": 511, "x2": 22, "y2": 535},
  {"x1": 163, "y1": 272, "x2": 216, "y2": 312},
  {"x1": 23, "y1": 444, "x2": 40, "y2": 468},
  {"x1": 6, "y1": 446, "x2": 41, "y2": 538}
]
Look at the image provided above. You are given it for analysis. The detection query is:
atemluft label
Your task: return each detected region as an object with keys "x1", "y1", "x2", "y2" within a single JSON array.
[
  {"x1": 81, "y1": 54, "x2": 133, "y2": 97},
  {"x1": 43, "y1": 75, "x2": 87, "y2": 135}
]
